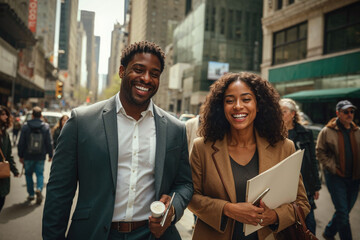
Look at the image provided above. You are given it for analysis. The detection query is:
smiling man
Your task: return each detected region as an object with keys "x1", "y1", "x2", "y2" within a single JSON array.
[
  {"x1": 316, "y1": 100, "x2": 360, "y2": 240},
  {"x1": 43, "y1": 41, "x2": 193, "y2": 240}
]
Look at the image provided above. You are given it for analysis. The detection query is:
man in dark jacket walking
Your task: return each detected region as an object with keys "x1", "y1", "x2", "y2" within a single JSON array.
[{"x1": 18, "y1": 106, "x2": 53, "y2": 204}]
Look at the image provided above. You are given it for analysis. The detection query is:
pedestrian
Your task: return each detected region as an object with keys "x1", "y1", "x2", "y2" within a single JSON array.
[
  {"x1": 12, "y1": 116, "x2": 21, "y2": 146},
  {"x1": 0, "y1": 106, "x2": 19, "y2": 212},
  {"x1": 280, "y1": 98, "x2": 321, "y2": 235},
  {"x1": 51, "y1": 114, "x2": 69, "y2": 150},
  {"x1": 188, "y1": 72, "x2": 310, "y2": 240},
  {"x1": 186, "y1": 115, "x2": 200, "y2": 157},
  {"x1": 185, "y1": 115, "x2": 200, "y2": 229},
  {"x1": 42, "y1": 41, "x2": 193, "y2": 240},
  {"x1": 17, "y1": 106, "x2": 53, "y2": 204},
  {"x1": 316, "y1": 100, "x2": 360, "y2": 240}
]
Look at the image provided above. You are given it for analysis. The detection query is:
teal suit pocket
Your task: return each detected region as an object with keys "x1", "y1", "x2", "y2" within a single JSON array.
[{"x1": 72, "y1": 207, "x2": 91, "y2": 220}]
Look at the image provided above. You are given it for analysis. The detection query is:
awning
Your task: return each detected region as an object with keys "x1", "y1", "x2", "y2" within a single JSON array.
[{"x1": 283, "y1": 87, "x2": 360, "y2": 102}]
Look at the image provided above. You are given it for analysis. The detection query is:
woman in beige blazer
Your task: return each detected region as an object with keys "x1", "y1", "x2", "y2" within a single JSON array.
[{"x1": 188, "y1": 72, "x2": 310, "y2": 240}]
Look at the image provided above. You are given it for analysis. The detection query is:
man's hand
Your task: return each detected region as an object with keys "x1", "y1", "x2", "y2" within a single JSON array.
[
  {"x1": 19, "y1": 158, "x2": 24, "y2": 165},
  {"x1": 149, "y1": 194, "x2": 175, "y2": 238}
]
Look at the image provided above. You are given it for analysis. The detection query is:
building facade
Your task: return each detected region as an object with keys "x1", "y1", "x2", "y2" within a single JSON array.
[
  {"x1": 170, "y1": 0, "x2": 263, "y2": 114},
  {"x1": 129, "y1": 0, "x2": 186, "y2": 50},
  {"x1": 261, "y1": 0, "x2": 360, "y2": 123},
  {"x1": 80, "y1": 10, "x2": 96, "y2": 102},
  {"x1": 58, "y1": 0, "x2": 79, "y2": 107},
  {"x1": 107, "y1": 23, "x2": 128, "y2": 88},
  {"x1": 0, "y1": 0, "x2": 39, "y2": 108}
]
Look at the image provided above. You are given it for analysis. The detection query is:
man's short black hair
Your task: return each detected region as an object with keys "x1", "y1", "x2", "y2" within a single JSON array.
[
  {"x1": 32, "y1": 106, "x2": 42, "y2": 118},
  {"x1": 121, "y1": 41, "x2": 165, "y2": 72}
]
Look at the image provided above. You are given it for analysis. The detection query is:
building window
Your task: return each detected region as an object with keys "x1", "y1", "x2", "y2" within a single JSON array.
[
  {"x1": 324, "y1": 2, "x2": 360, "y2": 54},
  {"x1": 210, "y1": 7, "x2": 216, "y2": 32},
  {"x1": 276, "y1": 0, "x2": 282, "y2": 10},
  {"x1": 273, "y1": 22, "x2": 307, "y2": 65},
  {"x1": 288, "y1": 0, "x2": 294, "y2": 5},
  {"x1": 220, "y1": 7, "x2": 225, "y2": 34}
]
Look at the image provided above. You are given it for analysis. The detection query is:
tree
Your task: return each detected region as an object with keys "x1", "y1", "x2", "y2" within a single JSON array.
[{"x1": 98, "y1": 73, "x2": 121, "y2": 100}]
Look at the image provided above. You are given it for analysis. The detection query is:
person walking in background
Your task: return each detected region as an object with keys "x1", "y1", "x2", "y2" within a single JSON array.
[
  {"x1": 279, "y1": 98, "x2": 321, "y2": 235},
  {"x1": 186, "y1": 115, "x2": 200, "y2": 157},
  {"x1": 185, "y1": 114, "x2": 200, "y2": 229},
  {"x1": 51, "y1": 114, "x2": 69, "y2": 150},
  {"x1": 42, "y1": 41, "x2": 193, "y2": 240},
  {"x1": 188, "y1": 72, "x2": 310, "y2": 240},
  {"x1": 17, "y1": 106, "x2": 53, "y2": 204},
  {"x1": 0, "y1": 106, "x2": 19, "y2": 212},
  {"x1": 12, "y1": 117, "x2": 21, "y2": 146},
  {"x1": 316, "y1": 100, "x2": 359, "y2": 240}
]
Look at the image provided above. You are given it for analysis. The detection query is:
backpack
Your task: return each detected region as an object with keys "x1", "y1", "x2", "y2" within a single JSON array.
[{"x1": 27, "y1": 124, "x2": 44, "y2": 154}]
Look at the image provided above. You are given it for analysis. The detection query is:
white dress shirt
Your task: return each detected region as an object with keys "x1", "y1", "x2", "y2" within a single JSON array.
[{"x1": 112, "y1": 93, "x2": 156, "y2": 222}]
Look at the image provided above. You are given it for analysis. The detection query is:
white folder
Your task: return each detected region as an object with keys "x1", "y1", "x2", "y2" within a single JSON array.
[{"x1": 244, "y1": 149, "x2": 304, "y2": 236}]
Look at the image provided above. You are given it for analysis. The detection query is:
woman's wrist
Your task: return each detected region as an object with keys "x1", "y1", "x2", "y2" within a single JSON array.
[{"x1": 223, "y1": 202, "x2": 233, "y2": 218}]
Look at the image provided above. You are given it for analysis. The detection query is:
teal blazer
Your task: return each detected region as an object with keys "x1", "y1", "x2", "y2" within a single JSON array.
[{"x1": 42, "y1": 96, "x2": 193, "y2": 240}]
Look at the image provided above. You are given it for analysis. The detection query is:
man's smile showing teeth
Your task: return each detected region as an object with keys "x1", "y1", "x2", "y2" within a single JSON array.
[
  {"x1": 232, "y1": 114, "x2": 247, "y2": 119},
  {"x1": 135, "y1": 85, "x2": 149, "y2": 92}
]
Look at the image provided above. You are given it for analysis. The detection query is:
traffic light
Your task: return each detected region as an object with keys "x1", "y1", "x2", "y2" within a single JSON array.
[{"x1": 55, "y1": 80, "x2": 64, "y2": 99}]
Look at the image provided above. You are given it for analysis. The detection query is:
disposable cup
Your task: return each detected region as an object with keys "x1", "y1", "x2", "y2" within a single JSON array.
[{"x1": 150, "y1": 201, "x2": 165, "y2": 218}]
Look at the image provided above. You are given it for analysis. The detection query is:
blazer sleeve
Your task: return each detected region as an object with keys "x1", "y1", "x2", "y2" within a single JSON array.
[
  {"x1": 188, "y1": 141, "x2": 229, "y2": 233},
  {"x1": 170, "y1": 124, "x2": 194, "y2": 223},
  {"x1": 42, "y1": 110, "x2": 78, "y2": 239}
]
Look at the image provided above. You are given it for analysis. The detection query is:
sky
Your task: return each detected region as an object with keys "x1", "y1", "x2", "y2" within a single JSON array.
[{"x1": 78, "y1": 0, "x2": 125, "y2": 75}]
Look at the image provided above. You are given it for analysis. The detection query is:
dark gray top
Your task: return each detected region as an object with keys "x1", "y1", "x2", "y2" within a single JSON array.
[
  {"x1": 337, "y1": 119, "x2": 354, "y2": 178},
  {"x1": 230, "y1": 150, "x2": 259, "y2": 240}
]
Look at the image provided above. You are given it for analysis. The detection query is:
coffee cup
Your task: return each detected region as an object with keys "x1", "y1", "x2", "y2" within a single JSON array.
[{"x1": 150, "y1": 201, "x2": 166, "y2": 218}]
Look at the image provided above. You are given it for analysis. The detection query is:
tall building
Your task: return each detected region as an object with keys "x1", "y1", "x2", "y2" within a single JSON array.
[
  {"x1": 94, "y1": 35, "x2": 100, "y2": 100},
  {"x1": 75, "y1": 21, "x2": 87, "y2": 104},
  {"x1": 107, "y1": 23, "x2": 128, "y2": 87},
  {"x1": 36, "y1": 0, "x2": 58, "y2": 108},
  {"x1": 80, "y1": 10, "x2": 96, "y2": 102},
  {"x1": 129, "y1": 0, "x2": 186, "y2": 49},
  {"x1": 58, "y1": 0, "x2": 79, "y2": 106},
  {"x1": 261, "y1": 0, "x2": 360, "y2": 123},
  {"x1": 169, "y1": 0, "x2": 263, "y2": 114},
  {"x1": 36, "y1": 0, "x2": 57, "y2": 56}
]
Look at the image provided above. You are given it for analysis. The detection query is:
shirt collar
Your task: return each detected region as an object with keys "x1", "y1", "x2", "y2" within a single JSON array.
[{"x1": 115, "y1": 92, "x2": 154, "y2": 118}]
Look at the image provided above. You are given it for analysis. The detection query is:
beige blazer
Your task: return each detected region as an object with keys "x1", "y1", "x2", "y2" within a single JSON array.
[{"x1": 188, "y1": 131, "x2": 310, "y2": 240}]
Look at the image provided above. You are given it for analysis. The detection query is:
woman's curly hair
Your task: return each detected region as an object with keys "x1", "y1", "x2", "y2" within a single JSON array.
[
  {"x1": 199, "y1": 72, "x2": 286, "y2": 146},
  {"x1": 0, "y1": 105, "x2": 12, "y2": 133},
  {"x1": 121, "y1": 41, "x2": 165, "y2": 72}
]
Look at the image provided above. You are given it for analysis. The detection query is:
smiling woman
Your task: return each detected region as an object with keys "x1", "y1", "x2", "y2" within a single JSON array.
[{"x1": 188, "y1": 72, "x2": 310, "y2": 240}]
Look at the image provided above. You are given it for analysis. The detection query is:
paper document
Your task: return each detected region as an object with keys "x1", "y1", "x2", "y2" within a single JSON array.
[{"x1": 243, "y1": 149, "x2": 304, "y2": 236}]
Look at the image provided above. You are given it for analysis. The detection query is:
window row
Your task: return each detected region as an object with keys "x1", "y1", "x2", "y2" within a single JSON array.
[{"x1": 272, "y1": 2, "x2": 360, "y2": 65}]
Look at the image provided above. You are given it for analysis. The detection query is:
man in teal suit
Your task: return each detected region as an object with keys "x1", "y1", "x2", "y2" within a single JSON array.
[{"x1": 43, "y1": 41, "x2": 193, "y2": 240}]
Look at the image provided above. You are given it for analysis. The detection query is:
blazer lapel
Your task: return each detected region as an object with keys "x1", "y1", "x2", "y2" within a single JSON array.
[
  {"x1": 153, "y1": 106, "x2": 167, "y2": 199},
  {"x1": 212, "y1": 136, "x2": 237, "y2": 203},
  {"x1": 255, "y1": 131, "x2": 273, "y2": 174},
  {"x1": 102, "y1": 96, "x2": 118, "y2": 191}
]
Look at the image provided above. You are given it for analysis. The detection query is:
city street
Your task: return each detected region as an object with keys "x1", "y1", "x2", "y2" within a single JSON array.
[{"x1": 0, "y1": 145, "x2": 359, "y2": 240}]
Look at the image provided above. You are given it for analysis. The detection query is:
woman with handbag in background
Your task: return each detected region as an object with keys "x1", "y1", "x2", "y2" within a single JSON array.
[{"x1": 0, "y1": 105, "x2": 19, "y2": 212}]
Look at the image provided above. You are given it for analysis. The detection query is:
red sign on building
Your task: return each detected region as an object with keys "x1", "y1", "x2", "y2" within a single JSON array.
[{"x1": 28, "y1": 0, "x2": 38, "y2": 33}]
